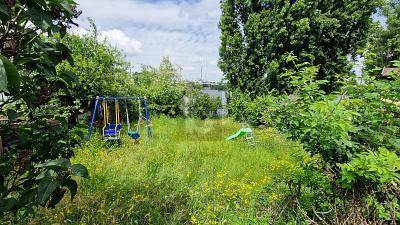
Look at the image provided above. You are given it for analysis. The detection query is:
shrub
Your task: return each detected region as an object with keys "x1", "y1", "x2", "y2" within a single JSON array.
[
  {"x1": 285, "y1": 98, "x2": 360, "y2": 165},
  {"x1": 0, "y1": 0, "x2": 88, "y2": 218},
  {"x1": 227, "y1": 91, "x2": 278, "y2": 125},
  {"x1": 344, "y1": 66, "x2": 400, "y2": 154},
  {"x1": 229, "y1": 59, "x2": 400, "y2": 166},
  {"x1": 227, "y1": 58, "x2": 400, "y2": 223},
  {"x1": 338, "y1": 148, "x2": 400, "y2": 190},
  {"x1": 134, "y1": 57, "x2": 185, "y2": 117},
  {"x1": 338, "y1": 148, "x2": 400, "y2": 222},
  {"x1": 186, "y1": 84, "x2": 221, "y2": 119}
]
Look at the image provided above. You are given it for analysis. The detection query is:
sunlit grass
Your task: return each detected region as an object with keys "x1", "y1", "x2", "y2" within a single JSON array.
[{"x1": 28, "y1": 116, "x2": 304, "y2": 225}]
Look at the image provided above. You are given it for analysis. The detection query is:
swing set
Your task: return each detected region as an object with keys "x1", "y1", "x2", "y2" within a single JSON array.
[{"x1": 87, "y1": 96, "x2": 151, "y2": 143}]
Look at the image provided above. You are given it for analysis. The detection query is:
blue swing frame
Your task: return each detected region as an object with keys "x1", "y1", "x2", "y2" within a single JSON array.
[{"x1": 87, "y1": 96, "x2": 151, "y2": 143}]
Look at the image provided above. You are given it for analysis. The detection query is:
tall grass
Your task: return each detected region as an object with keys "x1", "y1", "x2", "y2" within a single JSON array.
[{"x1": 27, "y1": 116, "x2": 306, "y2": 224}]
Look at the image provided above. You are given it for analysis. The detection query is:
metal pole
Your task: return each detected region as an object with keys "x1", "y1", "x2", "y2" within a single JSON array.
[
  {"x1": 144, "y1": 96, "x2": 151, "y2": 144},
  {"x1": 87, "y1": 96, "x2": 100, "y2": 141},
  {"x1": 94, "y1": 97, "x2": 144, "y2": 101}
]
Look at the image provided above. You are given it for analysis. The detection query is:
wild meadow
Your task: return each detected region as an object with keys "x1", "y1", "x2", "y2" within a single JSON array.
[
  {"x1": 1, "y1": 0, "x2": 400, "y2": 224},
  {"x1": 24, "y1": 117, "x2": 310, "y2": 224}
]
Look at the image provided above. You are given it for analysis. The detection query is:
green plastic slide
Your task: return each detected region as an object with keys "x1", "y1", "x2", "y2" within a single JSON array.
[{"x1": 226, "y1": 128, "x2": 253, "y2": 141}]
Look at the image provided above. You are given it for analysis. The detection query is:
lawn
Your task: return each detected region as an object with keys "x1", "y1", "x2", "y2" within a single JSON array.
[{"x1": 27, "y1": 117, "x2": 306, "y2": 225}]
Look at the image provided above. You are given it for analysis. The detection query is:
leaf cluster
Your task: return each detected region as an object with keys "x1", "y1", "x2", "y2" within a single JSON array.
[
  {"x1": 0, "y1": 0, "x2": 88, "y2": 217},
  {"x1": 219, "y1": 0, "x2": 383, "y2": 95}
]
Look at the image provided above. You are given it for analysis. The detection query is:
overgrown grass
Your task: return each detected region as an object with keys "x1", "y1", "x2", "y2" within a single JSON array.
[{"x1": 26, "y1": 116, "x2": 308, "y2": 224}]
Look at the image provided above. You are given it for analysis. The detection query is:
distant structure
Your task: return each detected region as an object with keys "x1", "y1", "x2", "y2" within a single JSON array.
[
  {"x1": 172, "y1": 62, "x2": 183, "y2": 81},
  {"x1": 191, "y1": 80, "x2": 227, "y2": 90},
  {"x1": 199, "y1": 58, "x2": 208, "y2": 82}
]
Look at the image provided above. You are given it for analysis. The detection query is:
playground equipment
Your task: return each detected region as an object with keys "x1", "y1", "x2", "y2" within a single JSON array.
[
  {"x1": 125, "y1": 99, "x2": 143, "y2": 140},
  {"x1": 226, "y1": 127, "x2": 256, "y2": 146},
  {"x1": 226, "y1": 128, "x2": 252, "y2": 140},
  {"x1": 102, "y1": 99, "x2": 123, "y2": 140},
  {"x1": 87, "y1": 96, "x2": 151, "y2": 143}
]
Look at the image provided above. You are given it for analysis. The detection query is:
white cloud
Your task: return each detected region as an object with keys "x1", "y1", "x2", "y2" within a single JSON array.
[
  {"x1": 77, "y1": 0, "x2": 220, "y2": 29},
  {"x1": 71, "y1": 27, "x2": 143, "y2": 55},
  {"x1": 75, "y1": 0, "x2": 222, "y2": 82},
  {"x1": 99, "y1": 29, "x2": 143, "y2": 55}
]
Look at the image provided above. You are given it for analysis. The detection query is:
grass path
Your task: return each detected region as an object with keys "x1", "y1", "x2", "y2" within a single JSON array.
[{"x1": 28, "y1": 117, "x2": 304, "y2": 225}]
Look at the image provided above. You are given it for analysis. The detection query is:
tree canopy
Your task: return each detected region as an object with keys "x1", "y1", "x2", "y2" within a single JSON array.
[
  {"x1": 363, "y1": 1, "x2": 400, "y2": 76},
  {"x1": 219, "y1": 0, "x2": 383, "y2": 95}
]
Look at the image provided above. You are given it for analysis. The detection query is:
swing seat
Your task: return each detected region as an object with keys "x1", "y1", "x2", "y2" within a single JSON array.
[
  {"x1": 104, "y1": 124, "x2": 123, "y2": 137},
  {"x1": 128, "y1": 131, "x2": 140, "y2": 140}
]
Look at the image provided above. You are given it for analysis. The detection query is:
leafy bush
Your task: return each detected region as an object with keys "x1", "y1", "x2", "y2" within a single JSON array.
[
  {"x1": 133, "y1": 57, "x2": 185, "y2": 117},
  {"x1": 186, "y1": 83, "x2": 221, "y2": 119},
  {"x1": 58, "y1": 24, "x2": 135, "y2": 110},
  {"x1": 286, "y1": 98, "x2": 360, "y2": 165},
  {"x1": 229, "y1": 58, "x2": 400, "y2": 165},
  {"x1": 227, "y1": 58, "x2": 400, "y2": 222},
  {"x1": 0, "y1": 0, "x2": 88, "y2": 217},
  {"x1": 338, "y1": 148, "x2": 400, "y2": 222},
  {"x1": 344, "y1": 66, "x2": 400, "y2": 154},
  {"x1": 227, "y1": 90, "x2": 278, "y2": 125},
  {"x1": 338, "y1": 148, "x2": 400, "y2": 189}
]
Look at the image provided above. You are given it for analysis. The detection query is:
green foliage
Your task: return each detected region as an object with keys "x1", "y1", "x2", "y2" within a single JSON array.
[
  {"x1": 281, "y1": 54, "x2": 327, "y2": 100},
  {"x1": 287, "y1": 98, "x2": 360, "y2": 165},
  {"x1": 186, "y1": 84, "x2": 221, "y2": 119},
  {"x1": 246, "y1": 94, "x2": 360, "y2": 165},
  {"x1": 0, "y1": 55, "x2": 20, "y2": 93},
  {"x1": 228, "y1": 90, "x2": 280, "y2": 125},
  {"x1": 219, "y1": 0, "x2": 383, "y2": 95},
  {"x1": 228, "y1": 61, "x2": 400, "y2": 222},
  {"x1": 338, "y1": 148, "x2": 400, "y2": 221},
  {"x1": 277, "y1": 60, "x2": 360, "y2": 164},
  {"x1": 133, "y1": 57, "x2": 186, "y2": 117},
  {"x1": 21, "y1": 117, "x2": 312, "y2": 224},
  {"x1": 338, "y1": 148, "x2": 400, "y2": 189},
  {"x1": 364, "y1": 1, "x2": 400, "y2": 75},
  {"x1": 0, "y1": 0, "x2": 87, "y2": 216},
  {"x1": 57, "y1": 25, "x2": 134, "y2": 104},
  {"x1": 229, "y1": 60, "x2": 400, "y2": 164},
  {"x1": 344, "y1": 71, "x2": 400, "y2": 153}
]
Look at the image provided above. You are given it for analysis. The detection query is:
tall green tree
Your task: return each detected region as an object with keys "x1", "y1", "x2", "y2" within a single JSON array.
[
  {"x1": 363, "y1": 1, "x2": 400, "y2": 76},
  {"x1": 0, "y1": 0, "x2": 88, "y2": 217},
  {"x1": 219, "y1": 0, "x2": 383, "y2": 95}
]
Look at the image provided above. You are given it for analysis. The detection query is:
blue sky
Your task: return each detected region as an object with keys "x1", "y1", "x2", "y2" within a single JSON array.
[{"x1": 75, "y1": 0, "x2": 222, "y2": 82}]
